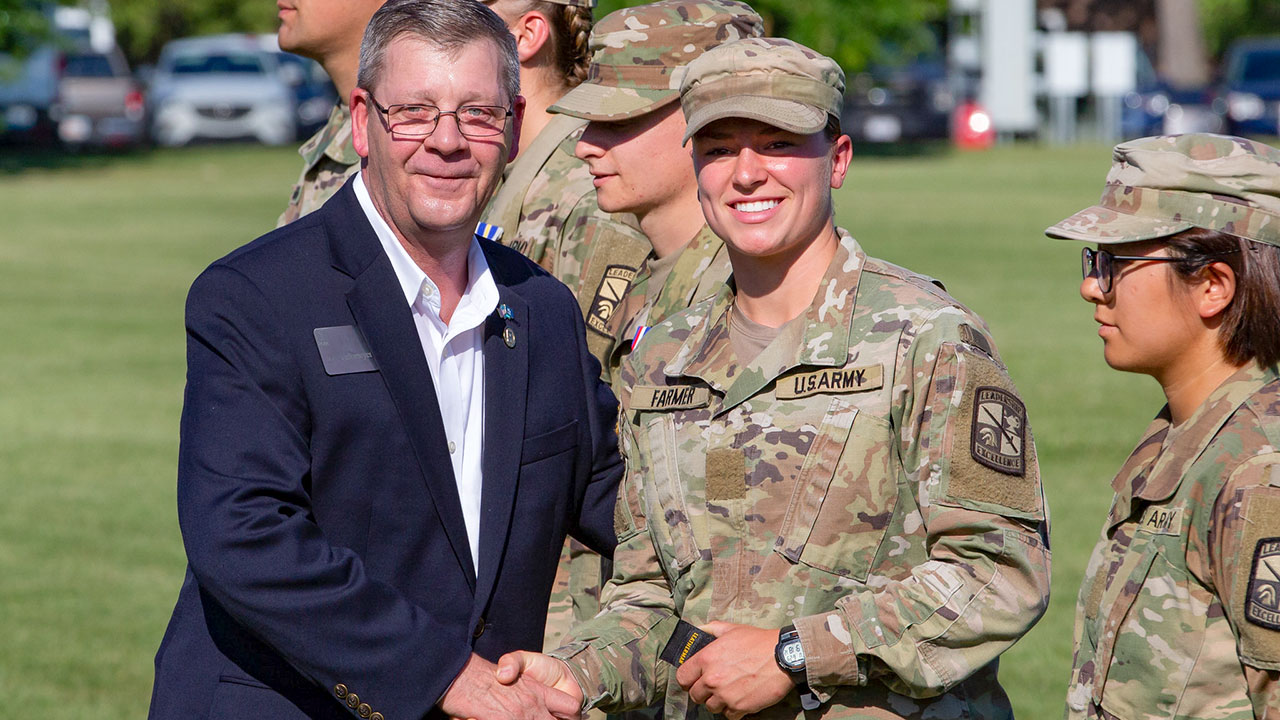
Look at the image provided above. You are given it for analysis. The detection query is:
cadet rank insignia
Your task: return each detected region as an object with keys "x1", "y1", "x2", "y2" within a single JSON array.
[
  {"x1": 970, "y1": 386, "x2": 1026, "y2": 476},
  {"x1": 586, "y1": 265, "x2": 636, "y2": 336},
  {"x1": 1247, "y1": 537, "x2": 1280, "y2": 630}
]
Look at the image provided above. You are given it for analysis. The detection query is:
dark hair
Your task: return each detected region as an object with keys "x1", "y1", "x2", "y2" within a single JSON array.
[
  {"x1": 822, "y1": 114, "x2": 842, "y2": 143},
  {"x1": 1164, "y1": 226, "x2": 1280, "y2": 367},
  {"x1": 358, "y1": 0, "x2": 521, "y2": 103}
]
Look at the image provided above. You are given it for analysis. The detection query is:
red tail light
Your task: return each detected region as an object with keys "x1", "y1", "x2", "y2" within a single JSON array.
[{"x1": 125, "y1": 88, "x2": 145, "y2": 120}]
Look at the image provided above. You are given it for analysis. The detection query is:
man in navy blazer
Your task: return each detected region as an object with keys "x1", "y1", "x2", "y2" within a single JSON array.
[{"x1": 148, "y1": 2, "x2": 620, "y2": 718}]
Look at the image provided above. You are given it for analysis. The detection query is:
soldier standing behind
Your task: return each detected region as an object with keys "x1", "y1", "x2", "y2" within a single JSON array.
[
  {"x1": 1045, "y1": 134, "x2": 1280, "y2": 719},
  {"x1": 481, "y1": 0, "x2": 650, "y2": 370},
  {"x1": 497, "y1": 37, "x2": 1051, "y2": 720},
  {"x1": 484, "y1": 0, "x2": 762, "y2": 666},
  {"x1": 547, "y1": 0, "x2": 763, "y2": 392},
  {"x1": 276, "y1": 0, "x2": 386, "y2": 226},
  {"x1": 479, "y1": 0, "x2": 647, "y2": 659}
]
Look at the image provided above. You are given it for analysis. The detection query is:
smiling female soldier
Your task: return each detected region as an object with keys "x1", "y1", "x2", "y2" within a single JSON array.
[
  {"x1": 1046, "y1": 134, "x2": 1280, "y2": 719},
  {"x1": 497, "y1": 37, "x2": 1051, "y2": 720}
]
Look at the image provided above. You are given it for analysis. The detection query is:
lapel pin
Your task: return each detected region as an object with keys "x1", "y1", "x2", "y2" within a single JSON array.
[
  {"x1": 498, "y1": 304, "x2": 514, "y2": 320},
  {"x1": 503, "y1": 327, "x2": 517, "y2": 348}
]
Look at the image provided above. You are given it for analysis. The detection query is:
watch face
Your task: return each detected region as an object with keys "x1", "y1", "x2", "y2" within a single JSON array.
[{"x1": 781, "y1": 641, "x2": 805, "y2": 668}]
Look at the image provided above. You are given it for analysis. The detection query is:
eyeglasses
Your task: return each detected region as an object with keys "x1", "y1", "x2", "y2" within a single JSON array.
[
  {"x1": 1081, "y1": 246, "x2": 1239, "y2": 294},
  {"x1": 366, "y1": 93, "x2": 512, "y2": 138}
]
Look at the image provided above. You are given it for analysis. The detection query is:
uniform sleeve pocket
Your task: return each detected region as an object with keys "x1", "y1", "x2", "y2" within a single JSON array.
[
  {"x1": 641, "y1": 414, "x2": 700, "y2": 573},
  {"x1": 773, "y1": 398, "x2": 895, "y2": 581}
]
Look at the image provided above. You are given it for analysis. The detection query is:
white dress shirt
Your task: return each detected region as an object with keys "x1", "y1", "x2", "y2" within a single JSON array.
[{"x1": 354, "y1": 172, "x2": 499, "y2": 573}]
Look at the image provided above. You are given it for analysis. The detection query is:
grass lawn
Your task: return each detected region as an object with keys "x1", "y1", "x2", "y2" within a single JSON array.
[{"x1": 0, "y1": 141, "x2": 1166, "y2": 719}]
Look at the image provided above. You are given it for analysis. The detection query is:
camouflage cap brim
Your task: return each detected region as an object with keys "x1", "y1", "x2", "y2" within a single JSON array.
[
  {"x1": 682, "y1": 96, "x2": 826, "y2": 143},
  {"x1": 1047, "y1": 182, "x2": 1280, "y2": 246},
  {"x1": 1045, "y1": 204, "x2": 1195, "y2": 245},
  {"x1": 550, "y1": 82, "x2": 680, "y2": 121}
]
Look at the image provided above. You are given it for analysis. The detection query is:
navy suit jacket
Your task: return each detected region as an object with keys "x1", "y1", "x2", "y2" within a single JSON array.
[{"x1": 148, "y1": 180, "x2": 622, "y2": 720}]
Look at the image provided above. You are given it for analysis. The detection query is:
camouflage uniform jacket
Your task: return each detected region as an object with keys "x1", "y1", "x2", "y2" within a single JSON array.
[
  {"x1": 277, "y1": 102, "x2": 360, "y2": 227},
  {"x1": 603, "y1": 223, "x2": 732, "y2": 393},
  {"x1": 551, "y1": 229, "x2": 1052, "y2": 719},
  {"x1": 484, "y1": 113, "x2": 650, "y2": 368},
  {"x1": 1067, "y1": 363, "x2": 1280, "y2": 720}
]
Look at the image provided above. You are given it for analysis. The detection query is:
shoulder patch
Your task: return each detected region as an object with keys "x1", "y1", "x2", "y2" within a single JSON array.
[
  {"x1": 630, "y1": 385, "x2": 710, "y2": 411},
  {"x1": 969, "y1": 386, "x2": 1027, "y2": 476},
  {"x1": 586, "y1": 264, "x2": 637, "y2": 336},
  {"x1": 946, "y1": 356, "x2": 1042, "y2": 518},
  {"x1": 1247, "y1": 537, "x2": 1280, "y2": 630},
  {"x1": 1234, "y1": 489, "x2": 1280, "y2": 664},
  {"x1": 776, "y1": 365, "x2": 883, "y2": 399}
]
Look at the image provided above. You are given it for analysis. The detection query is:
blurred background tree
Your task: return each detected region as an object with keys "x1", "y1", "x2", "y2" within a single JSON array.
[
  {"x1": 4, "y1": 0, "x2": 1279, "y2": 77},
  {"x1": 0, "y1": 0, "x2": 59, "y2": 58},
  {"x1": 1199, "y1": 0, "x2": 1280, "y2": 58},
  {"x1": 109, "y1": 0, "x2": 276, "y2": 64},
  {"x1": 596, "y1": 0, "x2": 947, "y2": 73}
]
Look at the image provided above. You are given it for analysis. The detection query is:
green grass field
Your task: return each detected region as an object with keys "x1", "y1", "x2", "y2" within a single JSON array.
[{"x1": 0, "y1": 141, "x2": 1168, "y2": 718}]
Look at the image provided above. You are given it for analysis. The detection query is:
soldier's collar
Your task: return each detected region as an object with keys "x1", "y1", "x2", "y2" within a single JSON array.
[
  {"x1": 664, "y1": 229, "x2": 866, "y2": 410},
  {"x1": 1119, "y1": 362, "x2": 1277, "y2": 504}
]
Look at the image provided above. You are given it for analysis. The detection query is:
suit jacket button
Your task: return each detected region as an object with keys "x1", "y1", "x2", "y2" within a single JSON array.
[
  {"x1": 357, "y1": 703, "x2": 372, "y2": 718},
  {"x1": 334, "y1": 684, "x2": 348, "y2": 699},
  {"x1": 346, "y1": 693, "x2": 360, "y2": 709},
  {"x1": 473, "y1": 617, "x2": 486, "y2": 639},
  {"x1": 371, "y1": 714, "x2": 385, "y2": 720}
]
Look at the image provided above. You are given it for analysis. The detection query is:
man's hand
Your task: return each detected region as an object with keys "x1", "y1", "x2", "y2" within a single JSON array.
[
  {"x1": 676, "y1": 621, "x2": 793, "y2": 720},
  {"x1": 440, "y1": 653, "x2": 581, "y2": 720},
  {"x1": 495, "y1": 650, "x2": 585, "y2": 708}
]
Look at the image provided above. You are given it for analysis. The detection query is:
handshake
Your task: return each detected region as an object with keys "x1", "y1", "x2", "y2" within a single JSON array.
[
  {"x1": 438, "y1": 650, "x2": 584, "y2": 720},
  {"x1": 439, "y1": 621, "x2": 797, "y2": 720}
]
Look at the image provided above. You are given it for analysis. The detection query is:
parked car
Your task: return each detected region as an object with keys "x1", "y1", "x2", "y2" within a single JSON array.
[
  {"x1": 843, "y1": 56, "x2": 954, "y2": 144},
  {"x1": 56, "y1": 47, "x2": 146, "y2": 148},
  {"x1": 0, "y1": 44, "x2": 62, "y2": 146},
  {"x1": 149, "y1": 34, "x2": 296, "y2": 147},
  {"x1": 1220, "y1": 37, "x2": 1280, "y2": 137},
  {"x1": 256, "y1": 34, "x2": 337, "y2": 139},
  {"x1": 1123, "y1": 49, "x2": 1221, "y2": 138}
]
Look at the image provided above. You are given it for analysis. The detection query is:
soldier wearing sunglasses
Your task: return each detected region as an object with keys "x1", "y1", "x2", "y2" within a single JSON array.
[{"x1": 1047, "y1": 133, "x2": 1280, "y2": 719}]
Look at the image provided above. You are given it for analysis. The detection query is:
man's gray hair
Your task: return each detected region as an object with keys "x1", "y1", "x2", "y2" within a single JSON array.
[{"x1": 357, "y1": 0, "x2": 520, "y2": 103}]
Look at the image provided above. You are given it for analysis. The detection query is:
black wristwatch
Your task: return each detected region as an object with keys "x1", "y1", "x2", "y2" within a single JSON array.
[
  {"x1": 775, "y1": 624, "x2": 806, "y2": 679},
  {"x1": 775, "y1": 625, "x2": 820, "y2": 710}
]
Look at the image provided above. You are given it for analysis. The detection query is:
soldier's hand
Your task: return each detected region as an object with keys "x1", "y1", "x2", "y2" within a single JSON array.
[
  {"x1": 676, "y1": 621, "x2": 793, "y2": 720},
  {"x1": 495, "y1": 650, "x2": 585, "y2": 710}
]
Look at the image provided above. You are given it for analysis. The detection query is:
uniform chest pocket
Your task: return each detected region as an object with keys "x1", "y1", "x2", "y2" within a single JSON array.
[
  {"x1": 640, "y1": 414, "x2": 700, "y2": 574},
  {"x1": 772, "y1": 397, "x2": 896, "y2": 582},
  {"x1": 1095, "y1": 545, "x2": 1210, "y2": 720}
]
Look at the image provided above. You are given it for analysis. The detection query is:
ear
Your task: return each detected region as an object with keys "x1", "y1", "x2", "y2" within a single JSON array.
[
  {"x1": 1195, "y1": 260, "x2": 1237, "y2": 320},
  {"x1": 829, "y1": 133, "x2": 853, "y2": 190},
  {"x1": 510, "y1": 10, "x2": 552, "y2": 63},
  {"x1": 351, "y1": 87, "x2": 372, "y2": 160},
  {"x1": 507, "y1": 95, "x2": 527, "y2": 163}
]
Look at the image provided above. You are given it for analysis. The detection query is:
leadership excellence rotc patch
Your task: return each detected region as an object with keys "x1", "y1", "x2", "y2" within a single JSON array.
[
  {"x1": 586, "y1": 265, "x2": 636, "y2": 336},
  {"x1": 970, "y1": 386, "x2": 1027, "y2": 476},
  {"x1": 1247, "y1": 537, "x2": 1280, "y2": 630}
]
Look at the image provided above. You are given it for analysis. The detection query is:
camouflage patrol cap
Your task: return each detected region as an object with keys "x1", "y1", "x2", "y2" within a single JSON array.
[
  {"x1": 1046, "y1": 133, "x2": 1280, "y2": 247},
  {"x1": 679, "y1": 37, "x2": 845, "y2": 143},
  {"x1": 549, "y1": 0, "x2": 764, "y2": 121}
]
